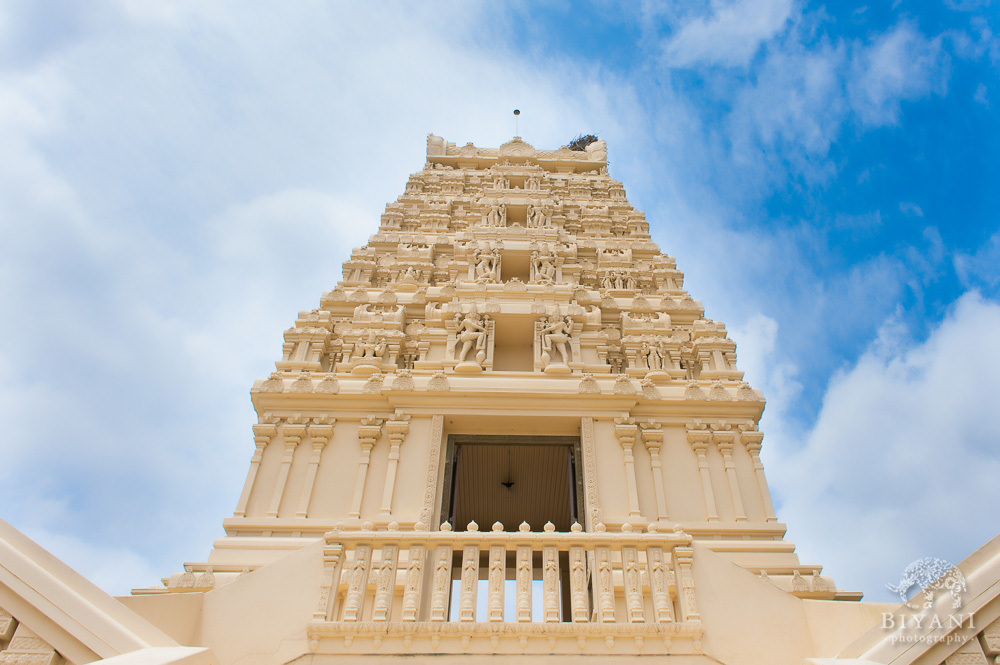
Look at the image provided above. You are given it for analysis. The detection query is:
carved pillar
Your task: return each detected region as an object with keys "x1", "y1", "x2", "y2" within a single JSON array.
[
  {"x1": 646, "y1": 546, "x2": 674, "y2": 623},
  {"x1": 542, "y1": 545, "x2": 560, "y2": 622},
  {"x1": 675, "y1": 546, "x2": 700, "y2": 622},
  {"x1": 419, "y1": 415, "x2": 446, "y2": 528},
  {"x1": 488, "y1": 544, "x2": 505, "y2": 622},
  {"x1": 595, "y1": 545, "x2": 615, "y2": 622},
  {"x1": 297, "y1": 419, "x2": 335, "y2": 518},
  {"x1": 342, "y1": 544, "x2": 372, "y2": 622},
  {"x1": 742, "y1": 430, "x2": 777, "y2": 521},
  {"x1": 623, "y1": 545, "x2": 645, "y2": 623},
  {"x1": 235, "y1": 420, "x2": 278, "y2": 518},
  {"x1": 267, "y1": 422, "x2": 306, "y2": 517},
  {"x1": 313, "y1": 542, "x2": 344, "y2": 621},
  {"x1": 372, "y1": 544, "x2": 399, "y2": 621},
  {"x1": 459, "y1": 543, "x2": 480, "y2": 621},
  {"x1": 350, "y1": 418, "x2": 383, "y2": 519},
  {"x1": 380, "y1": 417, "x2": 410, "y2": 517},
  {"x1": 516, "y1": 544, "x2": 532, "y2": 622},
  {"x1": 429, "y1": 543, "x2": 453, "y2": 621},
  {"x1": 580, "y1": 416, "x2": 601, "y2": 529},
  {"x1": 615, "y1": 421, "x2": 643, "y2": 522},
  {"x1": 641, "y1": 424, "x2": 669, "y2": 521},
  {"x1": 400, "y1": 544, "x2": 426, "y2": 621},
  {"x1": 687, "y1": 428, "x2": 719, "y2": 521},
  {"x1": 714, "y1": 429, "x2": 747, "y2": 522},
  {"x1": 569, "y1": 545, "x2": 588, "y2": 622}
]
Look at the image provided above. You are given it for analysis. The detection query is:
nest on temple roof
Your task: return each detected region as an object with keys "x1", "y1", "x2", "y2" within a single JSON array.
[{"x1": 568, "y1": 134, "x2": 598, "y2": 151}]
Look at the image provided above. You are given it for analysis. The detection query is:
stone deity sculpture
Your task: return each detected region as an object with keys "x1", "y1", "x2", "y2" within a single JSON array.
[
  {"x1": 532, "y1": 250, "x2": 556, "y2": 283},
  {"x1": 454, "y1": 312, "x2": 489, "y2": 369},
  {"x1": 356, "y1": 331, "x2": 386, "y2": 360},
  {"x1": 485, "y1": 203, "x2": 507, "y2": 227},
  {"x1": 539, "y1": 316, "x2": 574, "y2": 370},
  {"x1": 474, "y1": 248, "x2": 499, "y2": 282}
]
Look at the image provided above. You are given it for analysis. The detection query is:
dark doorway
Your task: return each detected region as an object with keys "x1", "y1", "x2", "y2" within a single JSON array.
[{"x1": 442, "y1": 436, "x2": 582, "y2": 532}]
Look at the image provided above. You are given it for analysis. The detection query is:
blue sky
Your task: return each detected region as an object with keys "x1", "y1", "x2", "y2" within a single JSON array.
[{"x1": 1, "y1": 0, "x2": 998, "y2": 601}]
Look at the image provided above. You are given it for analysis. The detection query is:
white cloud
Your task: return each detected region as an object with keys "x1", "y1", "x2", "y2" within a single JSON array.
[
  {"x1": 974, "y1": 82, "x2": 989, "y2": 106},
  {"x1": 0, "y1": 1, "x2": 648, "y2": 595},
  {"x1": 848, "y1": 23, "x2": 946, "y2": 126},
  {"x1": 662, "y1": 0, "x2": 795, "y2": 68},
  {"x1": 770, "y1": 292, "x2": 1000, "y2": 600},
  {"x1": 720, "y1": 19, "x2": 947, "y2": 187},
  {"x1": 955, "y1": 229, "x2": 1000, "y2": 292}
]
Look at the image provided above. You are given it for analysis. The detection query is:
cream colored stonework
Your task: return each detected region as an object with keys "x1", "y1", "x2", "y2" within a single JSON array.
[{"x1": 2, "y1": 135, "x2": 997, "y2": 665}]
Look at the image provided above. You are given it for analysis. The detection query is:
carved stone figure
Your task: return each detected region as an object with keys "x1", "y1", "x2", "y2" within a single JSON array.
[
  {"x1": 454, "y1": 312, "x2": 488, "y2": 369},
  {"x1": 528, "y1": 204, "x2": 549, "y2": 228},
  {"x1": 474, "y1": 248, "x2": 499, "y2": 282},
  {"x1": 485, "y1": 203, "x2": 507, "y2": 227},
  {"x1": 356, "y1": 332, "x2": 386, "y2": 360},
  {"x1": 532, "y1": 250, "x2": 556, "y2": 283},
  {"x1": 639, "y1": 341, "x2": 663, "y2": 370},
  {"x1": 539, "y1": 316, "x2": 574, "y2": 369}
]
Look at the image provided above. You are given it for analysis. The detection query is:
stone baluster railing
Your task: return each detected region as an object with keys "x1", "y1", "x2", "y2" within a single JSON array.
[{"x1": 315, "y1": 522, "x2": 698, "y2": 628}]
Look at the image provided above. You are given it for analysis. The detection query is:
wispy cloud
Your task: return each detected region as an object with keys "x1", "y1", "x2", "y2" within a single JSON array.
[
  {"x1": 847, "y1": 22, "x2": 947, "y2": 126},
  {"x1": 771, "y1": 293, "x2": 1000, "y2": 599},
  {"x1": 661, "y1": 0, "x2": 795, "y2": 67}
]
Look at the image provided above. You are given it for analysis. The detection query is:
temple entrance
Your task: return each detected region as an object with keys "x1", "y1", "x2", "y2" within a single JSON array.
[{"x1": 442, "y1": 435, "x2": 582, "y2": 532}]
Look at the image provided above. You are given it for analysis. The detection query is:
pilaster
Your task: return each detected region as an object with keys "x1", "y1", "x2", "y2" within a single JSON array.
[
  {"x1": 350, "y1": 417, "x2": 383, "y2": 520},
  {"x1": 266, "y1": 421, "x2": 306, "y2": 518},
  {"x1": 687, "y1": 427, "x2": 718, "y2": 522},
  {"x1": 297, "y1": 419, "x2": 335, "y2": 518}
]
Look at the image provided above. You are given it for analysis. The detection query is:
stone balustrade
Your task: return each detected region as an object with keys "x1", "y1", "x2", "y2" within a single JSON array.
[{"x1": 309, "y1": 522, "x2": 704, "y2": 655}]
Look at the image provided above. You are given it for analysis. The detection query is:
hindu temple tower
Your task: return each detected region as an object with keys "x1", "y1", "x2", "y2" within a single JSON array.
[{"x1": 3, "y1": 134, "x2": 1000, "y2": 665}]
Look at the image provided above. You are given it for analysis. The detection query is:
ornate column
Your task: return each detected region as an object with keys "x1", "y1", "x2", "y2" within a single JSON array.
[
  {"x1": 741, "y1": 429, "x2": 777, "y2": 521},
  {"x1": 380, "y1": 416, "x2": 410, "y2": 518},
  {"x1": 580, "y1": 416, "x2": 601, "y2": 529},
  {"x1": 542, "y1": 544, "x2": 560, "y2": 622},
  {"x1": 569, "y1": 543, "x2": 588, "y2": 622},
  {"x1": 640, "y1": 423, "x2": 669, "y2": 521},
  {"x1": 350, "y1": 417, "x2": 383, "y2": 519},
  {"x1": 400, "y1": 543, "x2": 426, "y2": 622},
  {"x1": 267, "y1": 421, "x2": 306, "y2": 518},
  {"x1": 459, "y1": 541, "x2": 480, "y2": 622},
  {"x1": 594, "y1": 545, "x2": 615, "y2": 622},
  {"x1": 429, "y1": 542, "x2": 454, "y2": 622},
  {"x1": 687, "y1": 427, "x2": 719, "y2": 521},
  {"x1": 297, "y1": 418, "x2": 335, "y2": 518},
  {"x1": 342, "y1": 544, "x2": 372, "y2": 622},
  {"x1": 646, "y1": 545, "x2": 674, "y2": 623},
  {"x1": 615, "y1": 420, "x2": 643, "y2": 522},
  {"x1": 516, "y1": 542, "x2": 532, "y2": 622},
  {"x1": 488, "y1": 543, "x2": 506, "y2": 622},
  {"x1": 675, "y1": 546, "x2": 701, "y2": 622},
  {"x1": 234, "y1": 419, "x2": 278, "y2": 518},
  {"x1": 314, "y1": 542, "x2": 345, "y2": 621},
  {"x1": 622, "y1": 545, "x2": 645, "y2": 623},
  {"x1": 419, "y1": 415, "x2": 446, "y2": 528},
  {"x1": 371, "y1": 543, "x2": 399, "y2": 621},
  {"x1": 713, "y1": 428, "x2": 747, "y2": 522}
]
